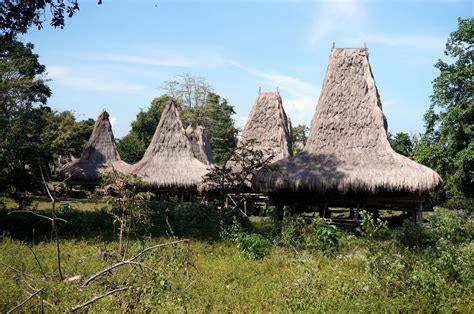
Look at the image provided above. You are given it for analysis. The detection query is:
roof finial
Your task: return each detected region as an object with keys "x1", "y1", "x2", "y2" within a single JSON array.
[
  {"x1": 332, "y1": 42, "x2": 335, "y2": 50},
  {"x1": 276, "y1": 86, "x2": 279, "y2": 93},
  {"x1": 259, "y1": 86, "x2": 261, "y2": 94},
  {"x1": 364, "y1": 42, "x2": 367, "y2": 50}
]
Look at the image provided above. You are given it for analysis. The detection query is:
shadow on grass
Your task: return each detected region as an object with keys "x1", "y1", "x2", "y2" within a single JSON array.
[{"x1": 0, "y1": 201, "x2": 252, "y2": 243}]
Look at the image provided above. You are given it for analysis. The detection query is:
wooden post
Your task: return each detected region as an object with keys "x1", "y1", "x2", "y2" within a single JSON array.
[
  {"x1": 416, "y1": 203, "x2": 423, "y2": 222},
  {"x1": 275, "y1": 204, "x2": 284, "y2": 221},
  {"x1": 349, "y1": 207, "x2": 354, "y2": 219}
]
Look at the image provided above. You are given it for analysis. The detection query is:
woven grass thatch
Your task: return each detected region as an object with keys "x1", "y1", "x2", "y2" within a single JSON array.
[
  {"x1": 131, "y1": 100, "x2": 209, "y2": 190},
  {"x1": 185, "y1": 125, "x2": 215, "y2": 165},
  {"x1": 237, "y1": 91, "x2": 292, "y2": 161},
  {"x1": 60, "y1": 111, "x2": 130, "y2": 184},
  {"x1": 254, "y1": 48, "x2": 442, "y2": 196}
]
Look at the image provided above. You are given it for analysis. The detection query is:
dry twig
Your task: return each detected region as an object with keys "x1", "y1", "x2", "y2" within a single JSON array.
[
  {"x1": 69, "y1": 286, "x2": 131, "y2": 312},
  {"x1": 82, "y1": 239, "x2": 189, "y2": 287}
]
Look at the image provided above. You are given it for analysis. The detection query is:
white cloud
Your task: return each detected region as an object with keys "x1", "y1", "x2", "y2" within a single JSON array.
[
  {"x1": 109, "y1": 116, "x2": 118, "y2": 127},
  {"x1": 284, "y1": 95, "x2": 317, "y2": 127},
  {"x1": 47, "y1": 66, "x2": 147, "y2": 93},
  {"x1": 228, "y1": 61, "x2": 320, "y2": 126},
  {"x1": 308, "y1": 0, "x2": 368, "y2": 47},
  {"x1": 347, "y1": 33, "x2": 446, "y2": 53}
]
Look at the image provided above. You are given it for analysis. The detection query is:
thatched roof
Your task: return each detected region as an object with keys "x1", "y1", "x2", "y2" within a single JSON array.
[
  {"x1": 185, "y1": 125, "x2": 215, "y2": 165},
  {"x1": 60, "y1": 111, "x2": 130, "y2": 183},
  {"x1": 254, "y1": 48, "x2": 442, "y2": 195},
  {"x1": 131, "y1": 100, "x2": 209, "y2": 190},
  {"x1": 237, "y1": 91, "x2": 292, "y2": 161}
]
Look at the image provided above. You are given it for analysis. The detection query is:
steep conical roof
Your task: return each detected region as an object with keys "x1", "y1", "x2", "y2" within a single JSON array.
[
  {"x1": 254, "y1": 48, "x2": 442, "y2": 195},
  {"x1": 237, "y1": 91, "x2": 292, "y2": 161},
  {"x1": 131, "y1": 100, "x2": 209, "y2": 189},
  {"x1": 60, "y1": 111, "x2": 130, "y2": 183},
  {"x1": 185, "y1": 125, "x2": 215, "y2": 165}
]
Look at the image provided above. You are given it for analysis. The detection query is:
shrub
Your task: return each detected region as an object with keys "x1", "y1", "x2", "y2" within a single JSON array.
[
  {"x1": 149, "y1": 202, "x2": 250, "y2": 240},
  {"x1": 359, "y1": 210, "x2": 389, "y2": 239},
  {"x1": 444, "y1": 197, "x2": 474, "y2": 211},
  {"x1": 277, "y1": 213, "x2": 307, "y2": 250},
  {"x1": 428, "y1": 208, "x2": 472, "y2": 244},
  {"x1": 238, "y1": 233, "x2": 272, "y2": 260},
  {"x1": 312, "y1": 219, "x2": 341, "y2": 252},
  {"x1": 396, "y1": 220, "x2": 435, "y2": 249}
]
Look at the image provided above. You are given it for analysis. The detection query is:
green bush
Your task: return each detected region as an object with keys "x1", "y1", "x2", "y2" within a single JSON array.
[
  {"x1": 238, "y1": 233, "x2": 271, "y2": 260},
  {"x1": 149, "y1": 202, "x2": 250, "y2": 239},
  {"x1": 277, "y1": 213, "x2": 307, "y2": 250},
  {"x1": 444, "y1": 197, "x2": 474, "y2": 211},
  {"x1": 312, "y1": 219, "x2": 341, "y2": 252},
  {"x1": 428, "y1": 208, "x2": 472, "y2": 244},
  {"x1": 359, "y1": 210, "x2": 389, "y2": 239},
  {"x1": 396, "y1": 220, "x2": 435, "y2": 249}
]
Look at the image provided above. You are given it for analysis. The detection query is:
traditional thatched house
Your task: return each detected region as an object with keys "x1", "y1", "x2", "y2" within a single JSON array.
[
  {"x1": 60, "y1": 111, "x2": 130, "y2": 185},
  {"x1": 236, "y1": 91, "x2": 292, "y2": 162},
  {"x1": 185, "y1": 125, "x2": 215, "y2": 165},
  {"x1": 254, "y1": 48, "x2": 442, "y2": 212},
  {"x1": 131, "y1": 100, "x2": 210, "y2": 191}
]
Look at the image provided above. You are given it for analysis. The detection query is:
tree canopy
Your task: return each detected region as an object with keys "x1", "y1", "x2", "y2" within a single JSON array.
[
  {"x1": 117, "y1": 74, "x2": 237, "y2": 165},
  {"x1": 0, "y1": 0, "x2": 103, "y2": 38},
  {"x1": 412, "y1": 18, "x2": 473, "y2": 200}
]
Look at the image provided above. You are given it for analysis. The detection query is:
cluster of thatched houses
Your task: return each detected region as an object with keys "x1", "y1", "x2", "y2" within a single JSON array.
[{"x1": 60, "y1": 48, "x2": 442, "y2": 213}]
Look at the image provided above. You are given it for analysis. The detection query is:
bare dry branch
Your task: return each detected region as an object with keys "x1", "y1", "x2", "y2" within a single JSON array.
[
  {"x1": 7, "y1": 288, "x2": 43, "y2": 314},
  {"x1": 0, "y1": 261, "x2": 34, "y2": 279},
  {"x1": 82, "y1": 239, "x2": 189, "y2": 287},
  {"x1": 69, "y1": 286, "x2": 130, "y2": 312},
  {"x1": 7, "y1": 210, "x2": 68, "y2": 223}
]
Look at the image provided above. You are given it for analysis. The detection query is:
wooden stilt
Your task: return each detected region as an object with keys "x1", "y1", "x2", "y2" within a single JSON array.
[{"x1": 275, "y1": 204, "x2": 284, "y2": 221}]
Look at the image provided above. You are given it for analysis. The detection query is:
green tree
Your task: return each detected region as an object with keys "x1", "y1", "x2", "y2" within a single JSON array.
[
  {"x1": 0, "y1": 36, "x2": 52, "y2": 191},
  {"x1": 199, "y1": 92, "x2": 237, "y2": 165},
  {"x1": 117, "y1": 132, "x2": 145, "y2": 164},
  {"x1": 291, "y1": 124, "x2": 308, "y2": 155},
  {"x1": 43, "y1": 111, "x2": 94, "y2": 159},
  {"x1": 389, "y1": 132, "x2": 414, "y2": 157},
  {"x1": 1, "y1": 0, "x2": 102, "y2": 38},
  {"x1": 131, "y1": 95, "x2": 172, "y2": 145},
  {"x1": 412, "y1": 18, "x2": 474, "y2": 200}
]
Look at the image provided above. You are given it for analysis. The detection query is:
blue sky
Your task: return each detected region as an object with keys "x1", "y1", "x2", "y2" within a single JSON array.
[{"x1": 22, "y1": 0, "x2": 472, "y2": 138}]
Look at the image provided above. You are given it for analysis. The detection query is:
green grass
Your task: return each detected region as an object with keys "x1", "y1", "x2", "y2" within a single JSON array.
[{"x1": 0, "y1": 204, "x2": 472, "y2": 312}]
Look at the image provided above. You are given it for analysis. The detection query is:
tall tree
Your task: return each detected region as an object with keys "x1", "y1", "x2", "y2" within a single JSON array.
[
  {"x1": 291, "y1": 124, "x2": 308, "y2": 155},
  {"x1": 0, "y1": 0, "x2": 102, "y2": 38},
  {"x1": 130, "y1": 95, "x2": 172, "y2": 145},
  {"x1": 412, "y1": 18, "x2": 473, "y2": 200},
  {"x1": 388, "y1": 132, "x2": 414, "y2": 157},
  {"x1": 162, "y1": 73, "x2": 211, "y2": 108},
  {"x1": 198, "y1": 92, "x2": 237, "y2": 165},
  {"x1": 0, "y1": 36, "x2": 52, "y2": 191}
]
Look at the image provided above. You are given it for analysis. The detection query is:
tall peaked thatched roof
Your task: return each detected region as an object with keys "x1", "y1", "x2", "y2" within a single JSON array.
[
  {"x1": 60, "y1": 111, "x2": 130, "y2": 183},
  {"x1": 131, "y1": 100, "x2": 209, "y2": 189},
  {"x1": 185, "y1": 125, "x2": 215, "y2": 165},
  {"x1": 238, "y1": 91, "x2": 292, "y2": 161},
  {"x1": 254, "y1": 48, "x2": 442, "y2": 195}
]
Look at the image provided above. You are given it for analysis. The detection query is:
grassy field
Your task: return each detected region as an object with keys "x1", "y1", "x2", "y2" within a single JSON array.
[{"x1": 0, "y1": 198, "x2": 472, "y2": 312}]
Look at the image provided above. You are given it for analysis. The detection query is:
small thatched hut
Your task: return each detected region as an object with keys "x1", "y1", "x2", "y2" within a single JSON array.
[
  {"x1": 60, "y1": 111, "x2": 130, "y2": 185},
  {"x1": 185, "y1": 125, "x2": 215, "y2": 165},
  {"x1": 254, "y1": 48, "x2": 442, "y2": 210},
  {"x1": 131, "y1": 100, "x2": 210, "y2": 191},
  {"x1": 233, "y1": 91, "x2": 292, "y2": 164}
]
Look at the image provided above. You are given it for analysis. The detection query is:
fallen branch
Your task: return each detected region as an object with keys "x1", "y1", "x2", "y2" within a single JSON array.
[
  {"x1": 7, "y1": 288, "x2": 43, "y2": 314},
  {"x1": 26, "y1": 245, "x2": 46, "y2": 279},
  {"x1": 82, "y1": 239, "x2": 189, "y2": 287},
  {"x1": 0, "y1": 261, "x2": 34, "y2": 279},
  {"x1": 69, "y1": 286, "x2": 130, "y2": 312},
  {"x1": 7, "y1": 210, "x2": 69, "y2": 223}
]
